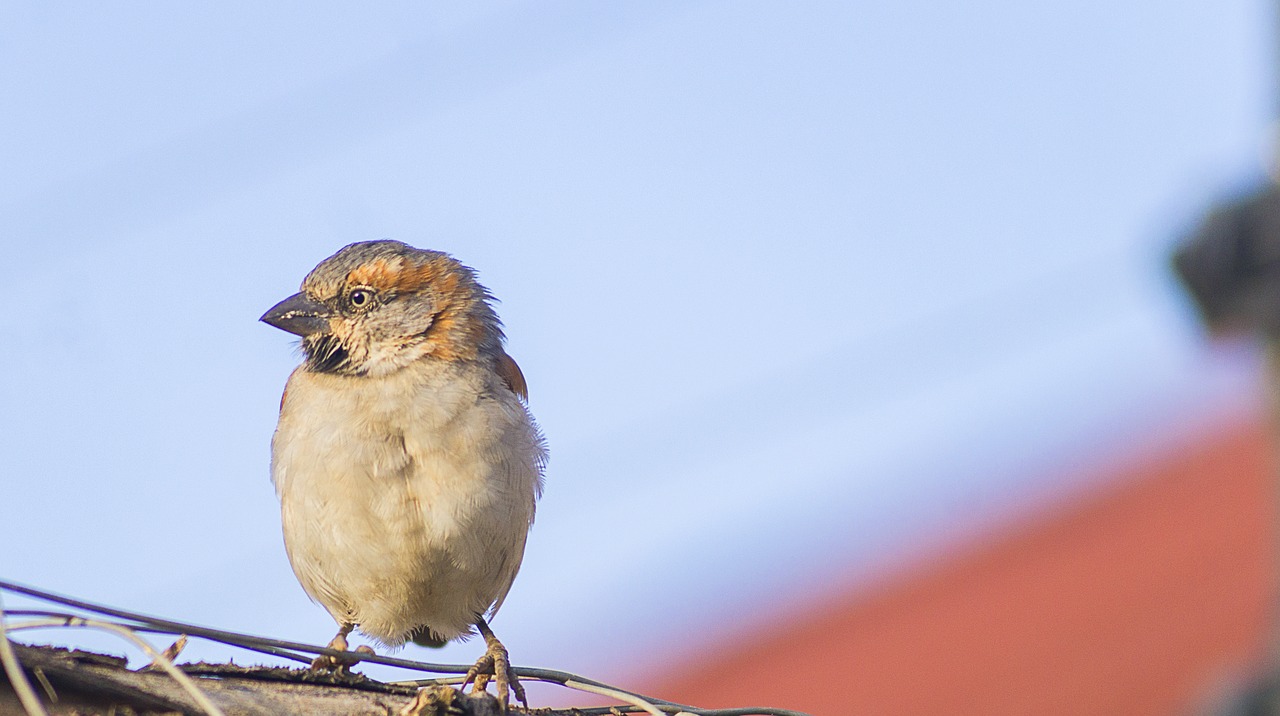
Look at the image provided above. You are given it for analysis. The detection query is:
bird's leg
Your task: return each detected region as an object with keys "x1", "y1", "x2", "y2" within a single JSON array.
[
  {"x1": 310, "y1": 622, "x2": 355, "y2": 672},
  {"x1": 462, "y1": 617, "x2": 526, "y2": 711}
]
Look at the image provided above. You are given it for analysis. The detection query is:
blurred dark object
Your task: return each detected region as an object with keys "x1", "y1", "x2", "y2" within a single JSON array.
[
  {"x1": 1173, "y1": 183, "x2": 1280, "y2": 336},
  {"x1": 1211, "y1": 674, "x2": 1280, "y2": 716}
]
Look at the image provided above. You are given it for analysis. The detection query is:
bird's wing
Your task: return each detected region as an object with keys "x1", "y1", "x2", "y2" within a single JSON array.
[{"x1": 495, "y1": 351, "x2": 528, "y2": 401}]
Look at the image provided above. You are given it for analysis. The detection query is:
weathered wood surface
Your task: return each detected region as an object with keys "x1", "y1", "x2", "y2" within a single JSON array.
[{"x1": 0, "y1": 643, "x2": 561, "y2": 715}]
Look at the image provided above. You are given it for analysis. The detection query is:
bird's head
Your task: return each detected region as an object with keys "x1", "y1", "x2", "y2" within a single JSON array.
[{"x1": 261, "y1": 241, "x2": 503, "y2": 376}]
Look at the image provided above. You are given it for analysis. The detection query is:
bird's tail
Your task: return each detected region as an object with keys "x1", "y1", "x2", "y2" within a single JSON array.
[{"x1": 409, "y1": 626, "x2": 448, "y2": 649}]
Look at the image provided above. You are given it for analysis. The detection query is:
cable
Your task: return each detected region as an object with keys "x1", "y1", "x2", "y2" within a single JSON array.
[
  {"x1": 0, "y1": 593, "x2": 48, "y2": 716},
  {"x1": 0, "y1": 579, "x2": 811, "y2": 716}
]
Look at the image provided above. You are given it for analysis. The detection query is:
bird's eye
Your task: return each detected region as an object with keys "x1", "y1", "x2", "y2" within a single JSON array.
[{"x1": 348, "y1": 289, "x2": 375, "y2": 308}]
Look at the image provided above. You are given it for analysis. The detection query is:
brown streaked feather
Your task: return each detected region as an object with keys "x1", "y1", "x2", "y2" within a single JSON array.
[
  {"x1": 495, "y1": 351, "x2": 528, "y2": 401},
  {"x1": 347, "y1": 255, "x2": 462, "y2": 296},
  {"x1": 345, "y1": 257, "x2": 403, "y2": 290}
]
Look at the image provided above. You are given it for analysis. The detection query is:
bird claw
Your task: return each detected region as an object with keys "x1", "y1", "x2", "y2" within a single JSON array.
[
  {"x1": 462, "y1": 637, "x2": 526, "y2": 712},
  {"x1": 310, "y1": 624, "x2": 356, "y2": 673}
]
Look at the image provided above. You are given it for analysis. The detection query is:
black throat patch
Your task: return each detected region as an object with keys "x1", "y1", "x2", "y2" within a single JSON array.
[{"x1": 303, "y1": 334, "x2": 354, "y2": 374}]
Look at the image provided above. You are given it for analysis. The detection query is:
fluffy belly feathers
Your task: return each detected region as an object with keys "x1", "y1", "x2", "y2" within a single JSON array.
[{"x1": 272, "y1": 367, "x2": 540, "y2": 645}]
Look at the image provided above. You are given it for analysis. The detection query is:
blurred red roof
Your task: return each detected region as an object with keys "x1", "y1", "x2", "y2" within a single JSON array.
[{"x1": 652, "y1": 419, "x2": 1277, "y2": 715}]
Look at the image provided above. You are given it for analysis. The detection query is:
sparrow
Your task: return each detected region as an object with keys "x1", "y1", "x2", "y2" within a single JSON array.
[{"x1": 260, "y1": 240, "x2": 546, "y2": 708}]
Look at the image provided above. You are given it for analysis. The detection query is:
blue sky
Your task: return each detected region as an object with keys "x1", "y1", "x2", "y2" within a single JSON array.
[{"x1": 0, "y1": 0, "x2": 1272, "y2": 684}]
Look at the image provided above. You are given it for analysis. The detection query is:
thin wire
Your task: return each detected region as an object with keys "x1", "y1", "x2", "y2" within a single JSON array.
[
  {"x1": 0, "y1": 579, "x2": 812, "y2": 716},
  {"x1": 562, "y1": 678, "x2": 668, "y2": 716},
  {"x1": 0, "y1": 610, "x2": 318, "y2": 667},
  {"x1": 8, "y1": 617, "x2": 226, "y2": 716},
  {"x1": 0, "y1": 579, "x2": 469, "y2": 673},
  {"x1": 388, "y1": 675, "x2": 804, "y2": 716},
  {"x1": 391, "y1": 675, "x2": 469, "y2": 686},
  {"x1": 0, "y1": 594, "x2": 49, "y2": 716}
]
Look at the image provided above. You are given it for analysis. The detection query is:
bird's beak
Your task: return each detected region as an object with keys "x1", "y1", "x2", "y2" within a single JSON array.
[{"x1": 260, "y1": 293, "x2": 333, "y2": 337}]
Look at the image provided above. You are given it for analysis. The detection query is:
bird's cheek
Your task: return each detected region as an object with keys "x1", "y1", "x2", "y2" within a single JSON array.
[{"x1": 327, "y1": 319, "x2": 360, "y2": 345}]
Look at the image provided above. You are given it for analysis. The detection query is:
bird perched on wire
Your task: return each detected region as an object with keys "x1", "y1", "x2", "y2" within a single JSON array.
[{"x1": 260, "y1": 240, "x2": 546, "y2": 708}]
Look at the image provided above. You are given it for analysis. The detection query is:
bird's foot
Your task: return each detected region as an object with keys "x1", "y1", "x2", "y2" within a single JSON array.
[
  {"x1": 310, "y1": 623, "x2": 357, "y2": 672},
  {"x1": 463, "y1": 621, "x2": 526, "y2": 712}
]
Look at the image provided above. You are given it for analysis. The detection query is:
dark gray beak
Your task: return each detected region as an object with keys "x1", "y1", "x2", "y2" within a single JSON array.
[{"x1": 260, "y1": 292, "x2": 333, "y2": 337}]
